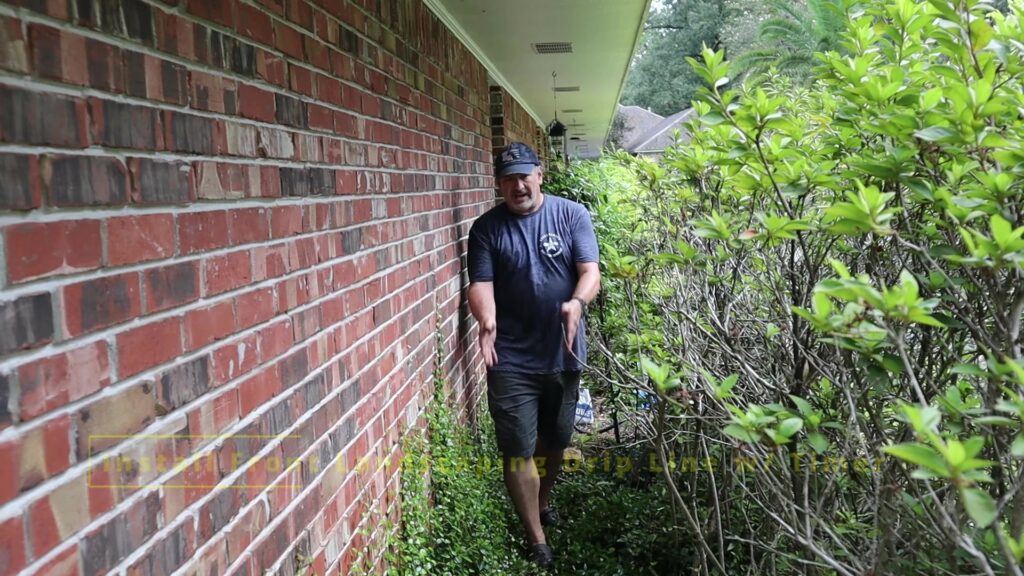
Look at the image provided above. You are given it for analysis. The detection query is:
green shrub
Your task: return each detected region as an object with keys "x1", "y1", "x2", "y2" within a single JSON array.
[{"x1": 579, "y1": 0, "x2": 1024, "y2": 573}]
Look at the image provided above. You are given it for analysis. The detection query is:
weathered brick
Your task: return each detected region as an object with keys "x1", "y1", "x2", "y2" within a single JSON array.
[
  {"x1": 0, "y1": 154, "x2": 42, "y2": 210},
  {"x1": 163, "y1": 111, "x2": 217, "y2": 155},
  {"x1": 256, "y1": 48, "x2": 287, "y2": 86},
  {"x1": 117, "y1": 318, "x2": 183, "y2": 378},
  {"x1": 203, "y1": 250, "x2": 252, "y2": 296},
  {"x1": 0, "y1": 373, "x2": 10, "y2": 431},
  {"x1": 275, "y1": 93, "x2": 307, "y2": 128},
  {"x1": 0, "y1": 17, "x2": 29, "y2": 73},
  {"x1": 33, "y1": 542, "x2": 79, "y2": 576},
  {"x1": 126, "y1": 519, "x2": 195, "y2": 576},
  {"x1": 213, "y1": 32, "x2": 256, "y2": 78},
  {"x1": 0, "y1": 516, "x2": 26, "y2": 574},
  {"x1": 28, "y1": 473, "x2": 91, "y2": 558},
  {"x1": 17, "y1": 341, "x2": 110, "y2": 421},
  {"x1": 0, "y1": 86, "x2": 88, "y2": 147},
  {"x1": 85, "y1": 38, "x2": 125, "y2": 93},
  {"x1": 30, "y1": 25, "x2": 88, "y2": 86},
  {"x1": 80, "y1": 514, "x2": 133, "y2": 576},
  {"x1": 178, "y1": 211, "x2": 230, "y2": 254},
  {"x1": 62, "y1": 273, "x2": 140, "y2": 336},
  {"x1": 189, "y1": 71, "x2": 238, "y2": 114},
  {"x1": 184, "y1": 301, "x2": 235, "y2": 351},
  {"x1": 193, "y1": 162, "x2": 247, "y2": 200},
  {"x1": 18, "y1": 415, "x2": 72, "y2": 491},
  {"x1": 256, "y1": 126, "x2": 294, "y2": 159},
  {"x1": 274, "y1": 20, "x2": 304, "y2": 59},
  {"x1": 289, "y1": 64, "x2": 313, "y2": 96},
  {"x1": 0, "y1": 292, "x2": 54, "y2": 356},
  {"x1": 279, "y1": 167, "x2": 311, "y2": 197},
  {"x1": 279, "y1": 348, "x2": 309, "y2": 388},
  {"x1": 89, "y1": 99, "x2": 160, "y2": 149},
  {"x1": 224, "y1": 122, "x2": 256, "y2": 156},
  {"x1": 144, "y1": 262, "x2": 199, "y2": 313},
  {"x1": 107, "y1": 214, "x2": 175, "y2": 266},
  {"x1": 157, "y1": 355, "x2": 210, "y2": 411},
  {"x1": 209, "y1": 334, "x2": 259, "y2": 385},
  {"x1": 45, "y1": 155, "x2": 129, "y2": 207},
  {"x1": 129, "y1": 158, "x2": 193, "y2": 204},
  {"x1": 4, "y1": 219, "x2": 102, "y2": 283},
  {"x1": 75, "y1": 382, "x2": 155, "y2": 459},
  {"x1": 158, "y1": 60, "x2": 187, "y2": 105}
]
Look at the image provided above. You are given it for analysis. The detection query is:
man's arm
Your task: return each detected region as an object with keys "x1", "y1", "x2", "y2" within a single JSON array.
[
  {"x1": 561, "y1": 261, "x2": 601, "y2": 351},
  {"x1": 468, "y1": 281, "x2": 498, "y2": 367}
]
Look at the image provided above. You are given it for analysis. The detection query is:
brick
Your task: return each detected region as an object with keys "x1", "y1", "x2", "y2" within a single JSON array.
[
  {"x1": 29, "y1": 474, "x2": 90, "y2": 558},
  {"x1": 187, "y1": 388, "x2": 238, "y2": 437},
  {"x1": 30, "y1": 25, "x2": 88, "y2": 85},
  {"x1": 237, "y1": 84, "x2": 275, "y2": 122},
  {"x1": 256, "y1": 49, "x2": 287, "y2": 86},
  {"x1": 237, "y1": 368, "x2": 280, "y2": 416},
  {"x1": 258, "y1": 319, "x2": 292, "y2": 360},
  {"x1": 34, "y1": 543, "x2": 80, "y2": 576},
  {"x1": 202, "y1": 250, "x2": 252, "y2": 297},
  {"x1": 189, "y1": 71, "x2": 238, "y2": 114},
  {"x1": 0, "y1": 440, "x2": 15, "y2": 501},
  {"x1": 270, "y1": 205, "x2": 303, "y2": 237},
  {"x1": 223, "y1": 123, "x2": 257, "y2": 157},
  {"x1": 214, "y1": 33, "x2": 256, "y2": 78},
  {"x1": 308, "y1": 103, "x2": 334, "y2": 132},
  {"x1": 0, "y1": 154, "x2": 42, "y2": 210},
  {"x1": 275, "y1": 93, "x2": 307, "y2": 128},
  {"x1": 129, "y1": 158, "x2": 193, "y2": 204},
  {"x1": 84, "y1": 39, "x2": 125, "y2": 93},
  {"x1": 259, "y1": 165, "x2": 282, "y2": 198},
  {"x1": 0, "y1": 17, "x2": 29, "y2": 73},
  {"x1": 89, "y1": 99, "x2": 160, "y2": 149},
  {"x1": 117, "y1": 318, "x2": 183, "y2": 378},
  {"x1": 228, "y1": 207, "x2": 270, "y2": 245},
  {"x1": 155, "y1": 59, "x2": 188, "y2": 105},
  {"x1": 4, "y1": 219, "x2": 102, "y2": 283},
  {"x1": 0, "y1": 373, "x2": 10, "y2": 431},
  {"x1": 163, "y1": 111, "x2": 217, "y2": 155},
  {"x1": 45, "y1": 155, "x2": 129, "y2": 207},
  {"x1": 187, "y1": 0, "x2": 235, "y2": 28},
  {"x1": 289, "y1": 64, "x2": 314, "y2": 96},
  {"x1": 126, "y1": 519, "x2": 195, "y2": 576},
  {"x1": 75, "y1": 382, "x2": 156, "y2": 459},
  {"x1": 193, "y1": 162, "x2": 247, "y2": 200},
  {"x1": 18, "y1": 341, "x2": 110, "y2": 421},
  {"x1": 0, "y1": 292, "x2": 54, "y2": 356},
  {"x1": 237, "y1": 2, "x2": 273, "y2": 44},
  {"x1": 62, "y1": 273, "x2": 140, "y2": 337},
  {"x1": 155, "y1": 11, "x2": 194, "y2": 60},
  {"x1": 0, "y1": 86, "x2": 88, "y2": 147},
  {"x1": 256, "y1": 127, "x2": 294, "y2": 159},
  {"x1": 179, "y1": 211, "x2": 230, "y2": 255},
  {"x1": 278, "y1": 348, "x2": 309, "y2": 388},
  {"x1": 274, "y1": 20, "x2": 304, "y2": 59},
  {"x1": 107, "y1": 214, "x2": 175, "y2": 266},
  {"x1": 0, "y1": 516, "x2": 26, "y2": 574},
  {"x1": 185, "y1": 301, "x2": 235, "y2": 350},
  {"x1": 19, "y1": 415, "x2": 72, "y2": 491},
  {"x1": 144, "y1": 262, "x2": 199, "y2": 313},
  {"x1": 121, "y1": 0, "x2": 156, "y2": 44},
  {"x1": 80, "y1": 514, "x2": 136, "y2": 576},
  {"x1": 210, "y1": 334, "x2": 259, "y2": 385},
  {"x1": 235, "y1": 287, "x2": 276, "y2": 330},
  {"x1": 157, "y1": 355, "x2": 210, "y2": 411}
]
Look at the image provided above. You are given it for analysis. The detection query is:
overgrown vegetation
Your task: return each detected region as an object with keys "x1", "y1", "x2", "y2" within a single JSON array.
[{"x1": 592, "y1": 0, "x2": 1024, "y2": 573}]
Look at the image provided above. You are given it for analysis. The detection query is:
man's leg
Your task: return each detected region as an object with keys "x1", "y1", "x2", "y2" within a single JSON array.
[
  {"x1": 503, "y1": 454, "x2": 545, "y2": 545},
  {"x1": 487, "y1": 372, "x2": 546, "y2": 544},
  {"x1": 536, "y1": 371, "x2": 580, "y2": 514}
]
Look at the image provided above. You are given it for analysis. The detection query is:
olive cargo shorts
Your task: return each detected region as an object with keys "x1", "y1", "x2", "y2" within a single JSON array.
[{"x1": 486, "y1": 370, "x2": 581, "y2": 458}]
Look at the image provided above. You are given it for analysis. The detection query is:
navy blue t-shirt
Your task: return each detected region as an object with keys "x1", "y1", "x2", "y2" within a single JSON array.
[{"x1": 467, "y1": 195, "x2": 600, "y2": 374}]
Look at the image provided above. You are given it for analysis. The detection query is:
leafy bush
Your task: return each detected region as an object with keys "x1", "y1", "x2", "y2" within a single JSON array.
[{"x1": 581, "y1": 0, "x2": 1024, "y2": 573}]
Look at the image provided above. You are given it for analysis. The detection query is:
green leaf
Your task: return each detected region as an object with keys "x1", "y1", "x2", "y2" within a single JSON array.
[
  {"x1": 807, "y1": 432, "x2": 830, "y2": 454},
  {"x1": 882, "y1": 442, "x2": 948, "y2": 475},
  {"x1": 960, "y1": 488, "x2": 997, "y2": 528},
  {"x1": 914, "y1": 126, "x2": 957, "y2": 142},
  {"x1": 723, "y1": 424, "x2": 760, "y2": 443},
  {"x1": 777, "y1": 417, "x2": 803, "y2": 438},
  {"x1": 1012, "y1": 435, "x2": 1024, "y2": 458},
  {"x1": 789, "y1": 395, "x2": 814, "y2": 418}
]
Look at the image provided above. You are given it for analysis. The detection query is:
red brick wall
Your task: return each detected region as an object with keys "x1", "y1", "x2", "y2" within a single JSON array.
[
  {"x1": 0, "y1": 0, "x2": 495, "y2": 574},
  {"x1": 488, "y1": 85, "x2": 544, "y2": 164}
]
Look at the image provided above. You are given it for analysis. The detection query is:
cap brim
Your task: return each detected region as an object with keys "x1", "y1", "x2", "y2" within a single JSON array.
[{"x1": 497, "y1": 163, "x2": 538, "y2": 177}]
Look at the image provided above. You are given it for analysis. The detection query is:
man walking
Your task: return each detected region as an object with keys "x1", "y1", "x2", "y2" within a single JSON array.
[{"x1": 467, "y1": 142, "x2": 601, "y2": 570}]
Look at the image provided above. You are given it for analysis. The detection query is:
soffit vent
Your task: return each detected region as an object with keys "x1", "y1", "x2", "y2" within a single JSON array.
[
  {"x1": 532, "y1": 42, "x2": 573, "y2": 54},
  {"x1": 562, "y1": 108, "x2": 583, "y2": 113},
  {"x1": 554, "y1": 86, "x2": 580, "y2": 92}
]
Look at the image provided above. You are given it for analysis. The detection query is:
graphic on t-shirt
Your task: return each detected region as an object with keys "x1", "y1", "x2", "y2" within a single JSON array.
[{"x1": 540, "y1": 234, "x2": 564, "y2": 258}]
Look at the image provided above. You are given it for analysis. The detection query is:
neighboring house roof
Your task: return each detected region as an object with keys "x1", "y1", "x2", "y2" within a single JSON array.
[
  {"x1": 627, "y1": 108, "x2": 697, "y2": 154},
  {"x1": 616, "y1": 105, "x2": 664, "y2": 147}
]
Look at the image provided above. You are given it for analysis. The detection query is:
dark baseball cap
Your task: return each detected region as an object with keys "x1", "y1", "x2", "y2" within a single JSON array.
[{"x1": 494, "y1": 142, "x2": 541, "y2": 177}]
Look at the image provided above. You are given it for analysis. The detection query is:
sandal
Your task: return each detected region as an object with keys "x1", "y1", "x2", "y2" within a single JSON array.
[
  {"x1": 526, "y1": 542, "x2": 555, "y2": 570},
  {"x1": 540, "y1": 507, "x2": 561, "y2": 527}
]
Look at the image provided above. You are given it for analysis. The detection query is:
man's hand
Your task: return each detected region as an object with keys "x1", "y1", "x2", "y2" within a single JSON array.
[
  {"x1": 560, "y1": 299, "x2": 584, "y2": 352},
  {"x1": 479, "y1": 320, "x2": 498, "y2": 367}
]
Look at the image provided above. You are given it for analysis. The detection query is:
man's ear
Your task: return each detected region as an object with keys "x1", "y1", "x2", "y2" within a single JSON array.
[{"x1": 536, "y1": 166, "x2": 544, "y2": 183}]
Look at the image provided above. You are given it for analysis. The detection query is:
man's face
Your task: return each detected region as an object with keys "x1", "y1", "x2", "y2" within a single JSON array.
[{"x1": 498, "y1": 166, "x2": 544, "y2": 215}]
